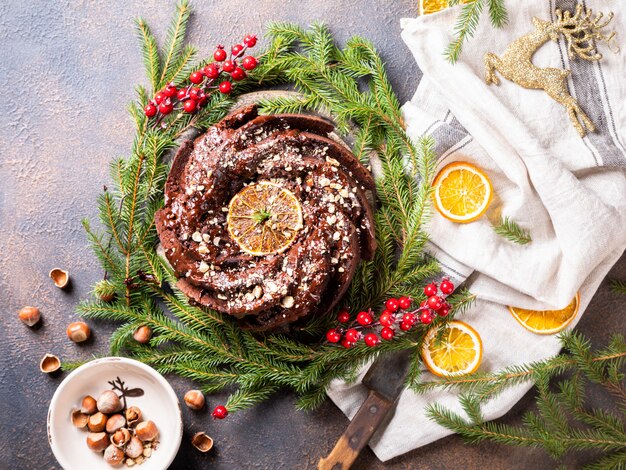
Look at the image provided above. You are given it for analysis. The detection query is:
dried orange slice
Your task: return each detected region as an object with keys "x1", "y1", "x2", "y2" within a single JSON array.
[
  {"x1": 227, "y1": 182, "x2": 303, "y2": 256},
  {"x1": 508, "y1": 293, "x2": 580, "y2": 335},
  {"x1": 421, "y1": 320, "x2": 483, "y2": 377},
  {"x1": 433, "y1": 161, "x2": 493, "y2": 223},
  {"x1": 419, "y1": 0, "x2": 472, "y2": 15}
]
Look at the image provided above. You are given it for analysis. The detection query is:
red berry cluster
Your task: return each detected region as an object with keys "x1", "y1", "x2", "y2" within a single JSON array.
[
  {"x1": 326, "y1": 279, "x2": 455, "y2": 348},
  {"x1": 143, "y1": 34, "x2": 259, "y2": 121}
]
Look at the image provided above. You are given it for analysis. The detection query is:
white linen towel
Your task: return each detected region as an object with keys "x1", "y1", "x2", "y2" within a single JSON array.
[{"x1": 327, "y1": 0, "x2": 626, "y2": 461}]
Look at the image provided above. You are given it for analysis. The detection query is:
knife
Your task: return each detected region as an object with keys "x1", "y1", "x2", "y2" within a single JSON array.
[{"x1": 318, "y1": 272, "x2": 461, "y2": 470}]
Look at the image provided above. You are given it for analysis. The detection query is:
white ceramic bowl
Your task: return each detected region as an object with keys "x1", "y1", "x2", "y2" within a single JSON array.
[{"x1": 48, "y1": 357, "x2": 182, "y2": 470}]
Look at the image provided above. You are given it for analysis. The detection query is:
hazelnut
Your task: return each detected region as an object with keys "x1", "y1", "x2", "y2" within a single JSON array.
[
  {"x1": 97, "y1": 390, "x2": 122, "y2": 414},
  {"x1": 81, "y1": 395, "x2": 98, "y2": 414},
  {"x1": 71, "y1": 409, "x2": 89, "y2": 428},
  {"x1": 111, "y1": 428, "x2": 131, "y2": 447},
  {"x1": 104, "y1": 444, "x2": 125, "y2": 466},
  {"x1": 39, "y1": 353, "x2": 61, "y2": 373},
  {"x1": 125, "y1": 406, "x2": 142, "y2": 427},
  {"x1": 88, "y1": 412, "x2": 108, "y2": 432},
  {"x1": 18, "y1": 306, "x2": 41, "y2": 327},
  {"x1": 184, "y1": 390, "x2": 205, "y2": 410},
  {"x1": 105, "y1": 414, "x2": 126, "y2": 433},
  {"x1": 124, "y1": 437, "x2": 144, "y2": 459},
  {"x1": 191, "y1": 432, "x2": 214, "y2": 452},
  {"x1": 135, "y1": 420, "x2": 159, "y2": 442},
  {"x1": 133, "y1": 325, "x2": 153, "y2": 344},
  {"x1": 49, "y1": 268, "x2": 70, "y2": 289},
  {"x1": 86, "y1": 432, "x2": 109, "y2": 452},
  {"x1": 66, "y1": 321, "x2": 91, "y2": 343}
]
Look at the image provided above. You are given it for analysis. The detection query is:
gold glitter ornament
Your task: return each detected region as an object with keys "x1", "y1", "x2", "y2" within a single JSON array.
[{"x1": 484, "y1": 4, "x2": 616, "y2": 137}]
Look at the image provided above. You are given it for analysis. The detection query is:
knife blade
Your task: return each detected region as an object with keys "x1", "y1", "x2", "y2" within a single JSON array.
[{"x1": 318, "y1": 272, "x2": 458, "y2": 470}]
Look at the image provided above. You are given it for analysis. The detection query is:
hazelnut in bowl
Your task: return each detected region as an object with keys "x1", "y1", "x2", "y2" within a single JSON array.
[{"x1": 48, "y1": 357, "x2": 182, "y2": 469}]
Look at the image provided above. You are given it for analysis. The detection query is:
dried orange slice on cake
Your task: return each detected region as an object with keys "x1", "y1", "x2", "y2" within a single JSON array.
[
  {"x1": 419, "y1": 0, "x2": 472, "y2": 15},
  {"x1": 433, "y1": 162, "x2": 493, "y2": 223},
  {"x1": 421, "y1": 320, "x2": 483, "y2": 377},
  {"x1": 227, "y1": 181, "x2": 303, "y2": 256},
  {"x1": 508, "y1": 293, "x2": 580, "y2": 335}
]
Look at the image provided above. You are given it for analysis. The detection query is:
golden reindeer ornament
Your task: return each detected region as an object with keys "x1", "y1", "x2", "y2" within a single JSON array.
[{"x1": 484, "y1": 4, "x2": 615, "y2": 137}]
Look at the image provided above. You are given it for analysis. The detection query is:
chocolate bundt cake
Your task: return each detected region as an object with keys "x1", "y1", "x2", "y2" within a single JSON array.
[{"x1": 155, "y1": 104, "x2": 376, "y2": 331}]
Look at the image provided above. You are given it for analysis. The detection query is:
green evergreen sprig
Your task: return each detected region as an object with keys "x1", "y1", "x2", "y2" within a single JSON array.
[
  {"x1": 492, "y1": 216, "x2": 532, "y2": 245},
  {"x1": 424, "y1": 331, "x2": 626, "y2": 468},
  {"x1": 77, "y1": 2, "x2": 459, "y2": 413}
]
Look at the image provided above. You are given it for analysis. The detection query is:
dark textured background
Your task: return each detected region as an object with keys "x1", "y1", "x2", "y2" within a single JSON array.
[{"x1": 0, "y1": 1, "x2": 624, "y2": 469}]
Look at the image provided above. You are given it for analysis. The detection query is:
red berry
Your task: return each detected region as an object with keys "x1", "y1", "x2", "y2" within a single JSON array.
[
  {"x1": 231, "y1": 43, "x2": 244, "y2": 57},
  {"x1": 424, "y1": 283, "x2": 438, "y2": 297},
  {"x1": 212, "y1": 405, "x2": 228, "y2": 419},
  {"x1": 219, "y1": 81, "x2": 232, "y2": 94},
  {"x1": 398, "y1": 296, "x2": 412, "y2": 309},
  {"x1": 385, "y1": 298, "x2": 400, "y2": 312},
  {"x1": 183, "y1": 99, "x2": 197, "y2": 113},
  {"x1": 144, "y1": 103, "x2": 157, "y2": 118},
  {"x1": 337, "y1": 309, "x2": 350, "y2": 323},
  {"x1": 439, "y1": 304, "x2": 451, "y2": 317},
  {"x1": 345, "y1": 328, "x2": 360, "y2": 343},
  {"x1": 420, "y1": 300, "x2": 429, "y2": 309},
  {"x1": 176, "y1": 88, "x2": 187, "y2": 100},
  {"x1": 158, "y1": 99, "x2": 173, "y2": 115},
  {"x1": 203, "y1": 63, "x2": 220, "y2": 79},
  {"x1": 189, "y1": 70, "x2": 204, "y2": 84},
  {"x1": 379, "y1": 310, "x2": 395, "y2": 327},
  {"x1": 400, "y1": 321, "x2": 412, "y2": 331},
  {"x1": 428, "y1": 295, "x2": 443, "y2": 311},
  {"x1": 189, "y1": 87, "x2": 205, "y2": 101},
  {"x1": 243, "y1": 34, "x2": 257, "y2": 48},
  {"x1": 214, "y1": 46, "x2": 227, "y2": 62},
  {"x1": 420, "y1": 311, "x2": 434, "y2": 324},
  {"x1": 402, "y1": 313, "x2": 415, "y2": 325},
  {"x1": 440, "y1": 279, "x2": 454, "y2": 295},
  {"x1": 356, "y1": 311, "x2": 373, "y2": 326},
  {"x1": 242, "y1": 55, "x2": 258, "y2": 70},
  {"x1": 364, "y1": 333, "x2": 380, "y2": 347},
  {"x1": 154, "y1": 91, "x2": 166, "y2": 104},
  {"x1": 381, "y1": 327, "x2": 395, "y2": 340},
  {"x1": 222, "y1": 60, "x2": 236, "y2": 73},
  {"x1": 230, "y1": 67, "x2": 246, "y2": 81},
  {"x1": 197, "y1": 95, "x2": 208, "y2": 108},
  {"x1": 341, "y1": 338, "x2": 355, "y2": 349},
  {"x1": 163, "y1": 83, "x2": 177, "y2": 97},
  {"x1": 326, "y1": 328, "x2": 341, "y2": 343}
]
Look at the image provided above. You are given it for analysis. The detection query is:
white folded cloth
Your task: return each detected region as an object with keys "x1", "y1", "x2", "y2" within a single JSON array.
[{"x1": 327, "y1": 0, "x2": 626, "y2": 461}]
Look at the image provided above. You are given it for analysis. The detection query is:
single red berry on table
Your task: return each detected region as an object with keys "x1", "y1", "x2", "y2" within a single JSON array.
[
  {"x1": 424, "y1": 283, "x2": 438, "y2": 297},
  {"x1": 337, "y1": 309, "x2": 350, "y2": 323},
  {"x1": 154, "y1": 91, "x2": 166, "y2": 104},
  {"x1": 242, "y1": 55, "x2": 258, "y2": 70},
  {"x1": 214, "y1": 46, "x2": 227, "y2": 61},
  {"x1": 439, "y1": 304, "x2": 451, "y2": 317},
  {"x1": 243, "y1": 34, "x2": 257, "y2": 47},
  {"x1": 381, "y1": 326, "x2": 395, "y2": 340},
  {"x1": 203, "y1": 63, "x2": 220, "y2": 79},
  {"x1": 144, "y1": 103, "x2": 157, "y2": 118},
  {"x1": 183, "y1": 99, "x2": 197, "y2": 113},
  {"x1": 158, "y1": 99, "x2": 174, "y2": 115},
  {"x1": 231, "y1": 43, "x2": 244, "y2": 57},
  {"x1": 420, "y1": 311, "x2": 433, "y2": 324},
  {"x1": 176, "y1": 88, "x2": 187, "y2": 100},
  {"x1": 400, "y1": 321, "x2": 411, "y2": 331},
  {"x1": 342, "y1": 338, "x2": 355, "y2": 349},
  {"x1": 163, "y1": 83, "x2": 177, "y2": 97},
  {"x1": 402, "y1": 313, "x2": 415, "y2": 325},
  {"x1": 345, "y1": 328, "x2": 360, "y2": 343},
  {"x1": 222, "y1": 60, "x2": 236, "y2": 73},
  {"x1": 326, "y1": 328, "x2": 341, "y2": 343},
  {"x1": 379, "y1": 310, "x2": 395, "y2": 327},
  {"x1": 428, "y1": 295, "x2": 443, "y2": 311},
  {"x1": 212, "y1": 405, "x2": 228, "y2": 419},
  {"x1": 230, "y1": 67, "x2": 246, "y2": 81},
  {"x1": 364, "y1": 333, "x2": 380, "y2": 347},
  {"x1": 398, "y1": 296, "x2": 412, "y2": 309},
  {"x1": 440, "y1": 279, "x2": 454, "y2": 295},
  {"x1": 385, "y1": 298, "x2": 400, "y2": 312},
  {"x1": 356, "y1": 311, "x2": 373, "y2": 326},
  {"x1": 219, "y1": 81, "x2": 232, "y2": 94},
  {"x1": 189, "y1": 70, "x2": 204, "y2": 84}
]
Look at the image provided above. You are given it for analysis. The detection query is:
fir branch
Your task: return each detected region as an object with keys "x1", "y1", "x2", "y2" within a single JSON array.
[
  {"x1": 158, "y1": 0, "x2": 192, "y2": 88},
  {"x1": 610, "y1": 280, "x2": 626, "y2": 296},
  {"x1": 135, "y1": 18, "x2": 160, "y2": 92},
  {"x1": 492, "y1": 216, "x2": 532, "y2": 245}
]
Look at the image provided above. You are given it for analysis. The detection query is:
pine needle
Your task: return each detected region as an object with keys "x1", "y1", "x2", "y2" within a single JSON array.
[
  {"x1": 610, "y1": 280, "x2": 626, "y2": 296},
  {"x1": 492, "y1": 216, "x2": 532, "y2": 245}
]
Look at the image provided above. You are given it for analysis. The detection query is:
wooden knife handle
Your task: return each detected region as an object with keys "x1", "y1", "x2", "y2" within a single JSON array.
[{"x1": 318, "y1": 390, "x2": 393, "y2": 470}]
